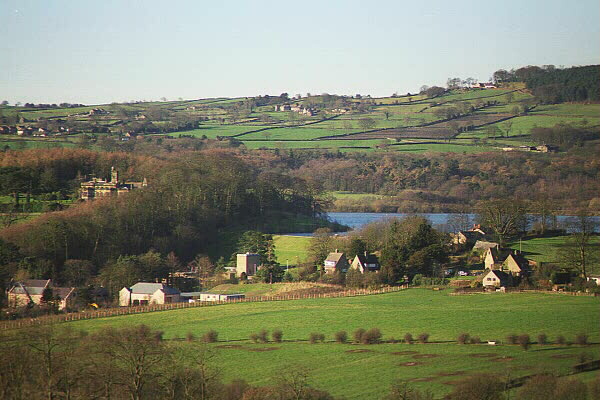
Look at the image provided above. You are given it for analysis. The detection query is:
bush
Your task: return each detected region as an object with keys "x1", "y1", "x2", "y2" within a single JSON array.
[
  {"x1": 309, "y1": 332, "x2": 325, "y2": 344},
  {"x1": 249, "y1": 333, "x2": 259, "y2": 343},
  {"x1": 353, "y1": 328, "x2": 366, "y2": 344},
  {"x1": 362, "y1": 328, "x2": 382, "y2": 344},
  {"x1": 404, "y1": 333, "x2": 414, "y2": 345},
  {"x1": 202, "y1": 329, "x2": 219, "y2": 343},
  {"x1": 537, "y1": 333, "x2": 548, "y2": 345},
  {"x1": 258, "y1": 329, "x2": 269, "y2": 343},
  {"x1": 272, "y1": 329, "x2": 283, "y2": 343},
  {"x1": 518, "y1": 334, "x2": 531, "y2": 350},
  {"x1": 556, "y1": 335, "x2": 566, "y2": 345},
  {"x1": 417, "y1": 333, "x2": 429, "y2": 344},
  {"x1": 470, "y1": 336, "x2": 481, "y2": 344},
  {"x1": 575, "y1": 333, "x2": 588, "y2": 346},
  {"x1": 457, "y1": 333, "x2": 470, "y2": 345},
  {"x1": 447, "y1": 374, "x2": 504, "y2": 400},
  {"x1": 506, "y1": 334, "x2": 518, "y2": 345},
  {"x1": 334, "y1": 330, "x2": 348, "y2": 344},
  {"x1": 518, "y1": 374, "x2": 558, "y2": 399}
]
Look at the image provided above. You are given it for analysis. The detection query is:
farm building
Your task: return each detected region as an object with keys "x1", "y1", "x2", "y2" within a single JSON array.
[
  {"x1": 119, "y1": 282, "x2": 181, "y2": 306},
  {"x1": 182, "y1": 292, "x2": 245, "y2": 302},
  {"x1": 7, "y1": 279, "x2": 76, "y2": 310},
  {"x1": 324, "y1": 251, "x2": 349, "y2": 274},
  {"x1": 482, "y1": 270, "x2": 513, "y2": 288},
  {"x1": 236, "y1": 253, "x2": 260, "y2": 277}
]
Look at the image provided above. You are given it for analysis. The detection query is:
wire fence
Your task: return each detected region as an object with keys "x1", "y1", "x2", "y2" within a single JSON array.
[{"x1": 0, "y1": 285, "x2": 408, "y2": 331}]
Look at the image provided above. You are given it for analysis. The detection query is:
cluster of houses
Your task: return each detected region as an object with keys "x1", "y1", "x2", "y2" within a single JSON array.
[
  {"x1": 274, "y1": 104, "x2": 317, "y2": 116},
  {"x1": 0, "y1": 125, "x2": 75, "y2": 137},
  {"x1": 323, "y1": 250, "x2": 381, "y2": 274},
  {"x1": 79, "y1": 167, "x2": 147, "y2": 200}
]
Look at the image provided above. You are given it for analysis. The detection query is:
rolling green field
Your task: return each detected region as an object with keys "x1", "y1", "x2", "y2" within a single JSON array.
[
  {"x1": 3, "y1": 89, "x2": 598, "y2": 154},
  {"x1": 509, "y1": 235, "x2": 600, "y2": 270},
  {"x1": 273, "y1": 235, "x2": 311, "y2": 264},
  {"x1": 62, "y1": 289, "x2": 600, "y2": 399}
]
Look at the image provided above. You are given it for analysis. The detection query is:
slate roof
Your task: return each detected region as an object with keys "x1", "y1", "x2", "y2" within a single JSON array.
[
  {"x1": 130, "y1": 282, "x2": 180, "y2": 295},
  {"x1": 325, "y1": 252, "x2": 346, "y2": 264},
  {"x1": 473, "y1": 241, "x2": 500, "y2": 251},
  {"x1": 354, "y1": 253, "x2": 381, "y2": 270}
]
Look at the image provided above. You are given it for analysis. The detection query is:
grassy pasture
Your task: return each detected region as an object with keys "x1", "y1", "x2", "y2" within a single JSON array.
[
  {"x1": 63, "y1": 290, "x2": 599, "y2": 399},
  {"x1": 273, "y1": 234, "x2": 311, "y2": 264},
  {"x1": 240, "y1": 139, "x2": 387, "y2": 150},
  {"x1": 508, "y1": 235, "x2": 600, "y2": 269}
]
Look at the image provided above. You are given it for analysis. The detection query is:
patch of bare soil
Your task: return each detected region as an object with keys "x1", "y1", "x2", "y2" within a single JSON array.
[
  {"x1": 550, "y1": 354, "x2": 577, "y2": 359},
  {"x1": 409, "y1": 376, "x2": 437, "y2": 382},
  {"x1": 413, "y1": 354, "x2": 442, "y2": 359},
  {"x1": 247, "y1": 347, "x2": 280, "y2": 352},
  {"x1": 215, "y1": 344, "x2": 243, "y2": 349},
  {"x1": 443, "y1": 379, "x2": 468, "y2": 386},
  {"x1": 489, "y1": 356, "x2": 515, "y2": 362},
  {"x1": 436, "y1": 371, "x2": 467, "y2": 377},
  {"x1": 345, "y1": 349, "x2": 374, "y2": 354},
  {"x1": 391, "y1": 351, "x2": 419, "y2": 356},
  {"x1": 398, "y1": 361, "x2": 425, "y2": 367},
  {"x1": 469, "y1": 353, "x2": 500, "y2": 358}
]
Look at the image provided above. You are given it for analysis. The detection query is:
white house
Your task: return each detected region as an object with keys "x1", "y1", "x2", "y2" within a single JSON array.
[{"x1": 119, "y1": 282, "x2": 181, "y2": 306}]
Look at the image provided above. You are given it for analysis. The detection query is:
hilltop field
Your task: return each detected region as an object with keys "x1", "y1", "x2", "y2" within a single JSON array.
[
  {"x1": 61, "y1": 289, "x2": 599, "y2": 399},
  {"x1": 2, "y1": 87, "x2": 599, "y2": 154}
]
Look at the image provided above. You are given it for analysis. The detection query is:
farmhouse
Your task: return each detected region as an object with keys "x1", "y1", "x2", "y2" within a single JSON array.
[
  {"x1": 502, "y1": 252, "x2": 531, "y2": 276},
  {"x1": 7, "y1": 279, "x2": 76, "y2": 310},
  {"x1": 586, "y1": 275, "x2": 600, "y2": 286},
  {"x1": 482, "y1": 270, "x2": 513, "y2": 288},
  {"x1": 324, "y1": 251, "x2": 349, "y2": 274},
  {"x1": 236, "y1": 253, "x2": 260, "y2": 277},
  {"x1": 483, "y1": 247, "x2": 503, "y2": 270},
  {"x1": 350, "y1": 252, "x2": 380, "y2": 273},
  {"x1": 79, "y1": 167, "x2": 147, "y2": 200},
  {"x1": 182, "y1": 292, "x2": 245, "y2": 302},
  {"x1": 119, "y1": 282, "x2": 181, "y2": 306}
]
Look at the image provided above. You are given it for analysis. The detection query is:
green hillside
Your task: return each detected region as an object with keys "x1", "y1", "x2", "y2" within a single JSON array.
[
  {"x1": 60, "y1": 289, "x2": 599, "y2": 399},
  {"x1": 3, "y1": 87, "x2": 598, "y2": 154}
]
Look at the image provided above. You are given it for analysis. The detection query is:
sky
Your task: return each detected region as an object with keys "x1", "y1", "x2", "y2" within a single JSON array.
[{"x1": 1, "y1": 0, "x2": 599, "y2": 105}]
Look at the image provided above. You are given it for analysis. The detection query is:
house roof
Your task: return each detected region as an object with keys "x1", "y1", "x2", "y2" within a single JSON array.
[
  {"x1": 485, "y1": 270, "x2": 512, "y2": 283},
  {"x1": 130, "y1": 282, "x2": 180, "y2": 295},
  {"x1": 24, "y1": 279, "x2": 51, "y2": 288},
  {"x1": 354, "y1": 253, "x2": 380, "y2": 270},
  {"x1": 54, "y1": 287, "x2": 75, "y2": 299},
  {"x1": 504, "y1": 253, "x2": 529, "y2": 270},
  {"x1": 474, "y1": 241, "x2": 499, "y2": 251},
  {"x1": 325, "y1": 252, "x2": 346, "y2": 264}
]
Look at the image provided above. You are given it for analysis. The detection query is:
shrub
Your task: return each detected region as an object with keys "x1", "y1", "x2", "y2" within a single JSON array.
[
  {"x1": 202, "y1": 329, "x2": 219, "y2": 343},
  {"x1": 353, "y1": 328, "x2": 366, "y2": 344},
  {"x1": 518, "y1": 334, "x2": 531, "y2": 351},
  {"x1": 556, "y1": 335, "x2": 566, "y2": 345},
  {"x1": 258, "y1": 329, "x2": 269, "y2": 343},
  {"x1": 470, "y1": 336, "x2": 481, "y2": 344},
  {"x1": 457, "y1": 333, "x2": 470, "y2": 344},
  {"x1": 186, "y1": 332, "x2": 195, "y2": 342},
  {"x1": 309, "y1": 332, "x2": 325, "y2": 344},
  {"x1": 272, "y1": 329, "x2": 283, "y2": 343},
  {"x1": 334, "y1": 330, "x2": 348, "y2": 344},
  {"x1": 537, "y1": 333, "x2": 548, "y2": 345},
  {"x1": 518, "y1": 374, "x2": 558, "y2": 399},
  {"x1": 249, "y1": 333, "x2": 259, "y2": 343},
  {"x1": 362, "y1": 328, "x2": 382, "y2": 344},
  {"x1": 417, "y1": 333, "x2": 430, "y2": 344},
  {"x1": 448, "y1": 374, "x2": 504, "y2": 400},
  {"x1": 404, "y1": 333, "x2": 414, "y2": 345},
  {"x1": 575, "y1": 333, "x2": 588, "y2": 346},
  {"x1": 506, "y1": 334, "x2": 518, "y2": 345}
]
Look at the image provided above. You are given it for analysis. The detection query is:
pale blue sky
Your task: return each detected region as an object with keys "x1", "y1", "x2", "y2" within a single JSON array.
[{"x1": 1, "y1": 0, "x2": 598, "y2": 104}]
